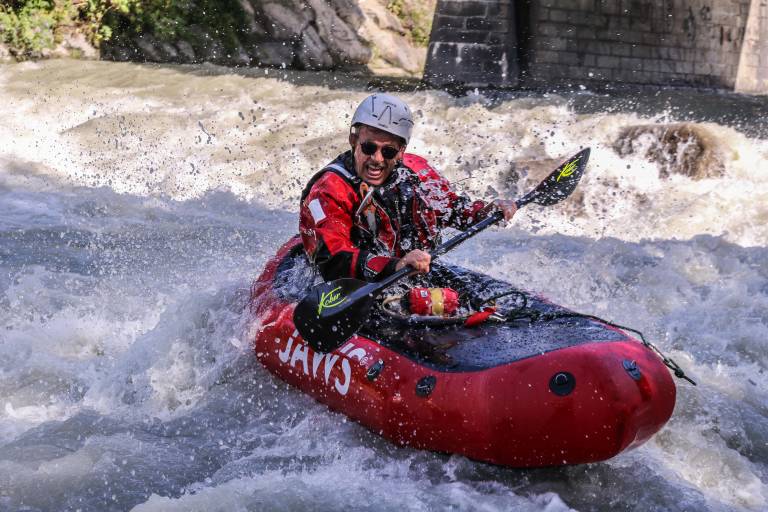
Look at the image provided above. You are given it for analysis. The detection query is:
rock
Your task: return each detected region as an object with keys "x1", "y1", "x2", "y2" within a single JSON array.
[
  {"x1": 228, "y1": 43, "x2": 253, "y2": 66},
  {"x1": 329, "y1": 0, "x2": 366, "y2": 28},
  {"x1": 359, "y1": 0, "x2": 405, "y2": 33},
  {"x1": 96, "y1": 0, "x2": 428, "y2": 75},
  {"x1": 100, "y1": 37, "x2": 139, "y2": 62},
  {"x1": 613, "y1": 123, "x2": 726, "y2": 179},
  {"x1": 296, "y1": 25, "x2": 333, "y2": 69},
  {"x1": 359, "y1": 0, "x2": 424, "y2": 74},
  {"x1": 251, "y1": 41, "x2": 295, "y2": 67},
  {"x1": 186, "y1": 25, "x2": 227, "y2": 63},
  {"x1": 238, "y1": 0, "x2": 270, "y2": 37},
  {"x1": 50, "y1": 30, "x2": 98, "y2": 59},
  {"x1": 0, "y1": 44, "x2": 10, "y2": 62},
  {"x1": 307, "y1": 0, "x2": 370, "y2": 66},
  {"x1": 262, "y1": 2, "x2": 312, "y2": 38},
  {"x1": 175, "y1": 40, "x2": 197, "y2": 63},
  {"x1": 133, "y1": 33, "x2": 163, "y2": 62},
  {"x1": 159, "y1": 41, "x2": 180, "y2": 61}
]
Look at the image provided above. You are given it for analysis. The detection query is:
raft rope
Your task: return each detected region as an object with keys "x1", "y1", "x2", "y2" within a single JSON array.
[{"x1": 486, "y1": 292, "x2": 698, "y2": 386}]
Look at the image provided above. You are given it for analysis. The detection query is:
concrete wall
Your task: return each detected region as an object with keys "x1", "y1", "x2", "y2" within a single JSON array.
[
  {"x1": 736, "y1": 0, "x2": 768, "y2": 93},
  {"x1": 526, "y1": 0, "x2": 751, "y2": 89},
  {"x1": 425, "y1": 0, "x2": 767, "y2": 92},
  {"x1": 424, "y1": 0, "x2": 519, "y2": 87}
]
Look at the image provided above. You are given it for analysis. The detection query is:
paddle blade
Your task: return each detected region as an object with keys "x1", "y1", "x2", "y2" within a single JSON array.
[
  {"x1": 293, "y1": 278, "x2": 375, "y2": 353},
  {"x1": 517, "y1": 148, "x2": 590, "y2": 208}
]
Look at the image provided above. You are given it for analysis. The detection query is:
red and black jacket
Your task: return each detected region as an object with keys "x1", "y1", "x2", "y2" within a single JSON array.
[{"x1": 299, "y1": 151, "x2": 496, "y2": 282}]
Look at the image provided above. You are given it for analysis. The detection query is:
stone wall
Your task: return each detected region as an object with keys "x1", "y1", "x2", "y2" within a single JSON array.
[
  {"x1": 525, "y1": 0, "x2": 751, "y2": 89},
  {"x1": 424, "y1": 0, "x2": 518, "y2": 87},
  {"x1": 735, "y1": 0, "x2": 768, "y2": 93},
  {"x1": 425, "y1": 0, "x2": 768, "y2": 92}
]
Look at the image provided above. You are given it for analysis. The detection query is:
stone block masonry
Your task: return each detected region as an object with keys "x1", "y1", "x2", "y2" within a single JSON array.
[
  {"x1": 424, "y1": 0, "x2": 519, "y2": 87},
  {"x1": 525, "y1": 0, "x2": 752, "y2": 90},
  {"x1": 424, "y1": 0, "x2": 767, "y2": 92},
  {"x1": 736, "y1": 0, "x2": 768, "y2": 93}
]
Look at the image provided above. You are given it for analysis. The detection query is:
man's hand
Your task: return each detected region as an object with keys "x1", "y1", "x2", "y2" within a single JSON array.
[
  {"x1": 493, "y1": 199, "x2": 518, "y2": 222},
  {"x1": 395, "y1": 249, "x2": 431, "y2": 274}
]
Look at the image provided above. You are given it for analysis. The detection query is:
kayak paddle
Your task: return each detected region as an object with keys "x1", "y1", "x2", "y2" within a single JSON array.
[{"x1": 293, "y1": 147, "x2": 590, "y2": 352}]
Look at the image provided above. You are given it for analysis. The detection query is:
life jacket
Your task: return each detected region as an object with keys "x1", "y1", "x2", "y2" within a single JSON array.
[{"x1": 299, "y1": 151, "x2": 491, "y2": 282}]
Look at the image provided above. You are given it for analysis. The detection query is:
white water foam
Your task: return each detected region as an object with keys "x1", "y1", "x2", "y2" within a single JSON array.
[{"x1": 0, "y1": 60, "x2": 766, "y2": 511}]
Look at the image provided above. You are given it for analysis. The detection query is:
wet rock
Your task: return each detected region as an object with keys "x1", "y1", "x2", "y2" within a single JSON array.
[
  {"x1": 231, "y1": 44, "x2": 252, "y2": 66},
  {"x1": 97, "y1": 0, "x2": 427, "y2": 75},
  {"x1": 186, "y1": 25, "x2": 227, "y2": 63},
  {"x1": 613, "y1": 123, "x2": 726, "y2": 179},
  {"x1": 238, "y1": 0, "x2": 270, "y2": 38},
  {"x1": 49, "y1": 31, "x2": 98, "y2": 60},
  {"x1": 175, "y1": 41, "x2": 197, "y2": 63},
  {"x1": 360, "y1": 0, "x2": 406, "y2": 32},
  {"x1": 358, "y1": 0, "x2": 427, "y2": 75},
  {"x1": 330, "y1": 0, "x2": 366, "y2": 28},
  {"x1": 297, "y1": 25, "x2": 333, "y2": 69},
  {"x1": 262, "y1": 1, "x2": 312, "y2": 38},
  {"x1": 308, "y1": 0, "x2": 371, "y2": 65},
  {"x1": 100, "y1": 37, "x2": 140, "y2": 62},
  {"x1": 159, "y1": 41, "x2": 180, "y2": 61},
  {"x1": 251, "y1": 41, "x2": 295, "y2": 67},
  {"x1": 133, "y1": 34, "x2": 163, "y2": 62}
]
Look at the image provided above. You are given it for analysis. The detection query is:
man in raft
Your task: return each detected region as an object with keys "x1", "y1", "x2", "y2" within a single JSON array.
[{"x1": 299, "y1": 93, "x2": 517, "y2": 284}]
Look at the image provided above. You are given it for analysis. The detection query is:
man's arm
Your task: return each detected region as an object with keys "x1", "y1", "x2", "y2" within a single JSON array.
[
  {"x1": 406, "y1": 156, "x2": 515, "y2": 230},
  {"x1": 300, "y1": 174, "x2": 399, "y2": 282}
]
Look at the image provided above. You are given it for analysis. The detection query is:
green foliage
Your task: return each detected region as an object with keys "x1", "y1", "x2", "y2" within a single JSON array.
[
  {"x1": 0, "y1": 0, "x2": 75, "y2": 58},
  {"x1": 387, "y1": 0, "x2": 435, "y2": 47},
  {"x1": 79, "y1": 1, "x2": 136, "y2": 45},
  {"x1": 108, "y1": 0, "x2": 249, "y2": 50}
]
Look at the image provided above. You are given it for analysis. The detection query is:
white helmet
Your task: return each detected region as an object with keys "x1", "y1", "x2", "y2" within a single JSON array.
[{"x1": 351, "y1": 93, "x2": 414, "y2": 145}]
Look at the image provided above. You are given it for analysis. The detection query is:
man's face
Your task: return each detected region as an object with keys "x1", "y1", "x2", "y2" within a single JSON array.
[{"x1": 349, "y1": 125, "x2": 405, "y2": 186}]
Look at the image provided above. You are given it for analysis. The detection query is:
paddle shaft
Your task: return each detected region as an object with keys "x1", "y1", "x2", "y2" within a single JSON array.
[{"x1": 342, "y1": 209, "x2": 511, "y2": 306}]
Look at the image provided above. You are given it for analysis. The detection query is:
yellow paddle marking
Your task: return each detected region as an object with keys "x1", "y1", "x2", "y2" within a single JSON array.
[
  {"x1": 557, "y1": 159, "x2": 579, "y2": 182},
  {"x1": 318, "y1": 286, "x2": 347, "y2": 315}
]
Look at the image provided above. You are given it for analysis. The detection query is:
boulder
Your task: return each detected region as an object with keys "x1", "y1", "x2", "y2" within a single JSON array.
[
  {"x1": 307, "y1": 0, "x2": 370, "y2": 65},
  {"x1": 95, "y1": 0, "x2": 430, "y2": 75},
  {"x1": 50, "y1": 30, "x2": 98, "y2": 59},
  {"x1": 251, "y1": 41, "x2": 295, "y2": 67},
  {"x1": 238, "y1": 0, "x2": 270, "y2": 38},
  {"x1": 613, "y1": 123, "x2": 726, "y2": 179},
  {"x1": 175, "y1": 40, "x2": 197, "y2": 63},
  {"x1": 186, "y1": 25, "x2": 227, "y2": 63},
  {"x1": 329, "y1": 0, "x2": 366, "y2": 28},
  {"x1": 262, "y1": 1, "x2": 312, "y2": 38},
  {"x1": 296, "y1": 25, "x2": 333, "y2": 69},
  {"x1": 358, "y1": 0, "x2": 424, "y2": 74},
  {"x1": 133, "y1": 33, "x2": 163, "y2": 62}
]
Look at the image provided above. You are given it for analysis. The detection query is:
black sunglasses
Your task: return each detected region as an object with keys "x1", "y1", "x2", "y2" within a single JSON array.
[{"x1": 359, "y1": 140, "x2": 400, "y2": 160}]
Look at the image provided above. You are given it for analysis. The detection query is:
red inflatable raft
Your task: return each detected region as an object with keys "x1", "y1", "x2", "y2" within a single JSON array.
[{"x1": 249, "y1": 238, "x2": 676, "y2": 467}]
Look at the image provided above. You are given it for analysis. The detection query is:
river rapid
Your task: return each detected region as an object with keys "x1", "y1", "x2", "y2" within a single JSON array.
[{"x1": 0, "y1": 60, "x2": 767, "y2": 512}]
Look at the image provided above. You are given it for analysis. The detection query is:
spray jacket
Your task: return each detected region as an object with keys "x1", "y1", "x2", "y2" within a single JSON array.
[{"x1": 299, "y1": 151, "x2": 497, "y2": 282}]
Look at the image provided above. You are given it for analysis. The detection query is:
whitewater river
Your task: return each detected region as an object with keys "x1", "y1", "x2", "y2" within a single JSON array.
[{"x1": 1, "y1": 60, "x2": 767, "y2": 511}]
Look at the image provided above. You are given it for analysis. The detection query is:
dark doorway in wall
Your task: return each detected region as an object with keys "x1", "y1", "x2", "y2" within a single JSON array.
[{"x1": 514, "y1": 0, "x2": 533, "y2": 82}]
